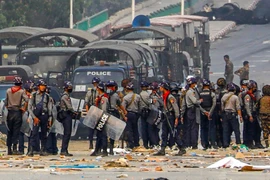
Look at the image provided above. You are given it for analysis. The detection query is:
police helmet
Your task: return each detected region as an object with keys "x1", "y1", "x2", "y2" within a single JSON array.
[
  {"x1": 160, "y1": 81, "x2": 170, "y2": 90},
  {"x1": 23, "y1": 82, "x2": 32, "y2": 92},
  {"x1": 150, "y1": 82, "x2": 159, "y2": 90},
  {"x1": 14, "y1": 76, "x2": 23, "y2": 85},
  {"x1": 92, "y1": 77, "x2": 100, "y2": 84},
  {"x1": 186, "y1": 75, "x2": 194, "y2": 81},
  {"x1": 126, "y1": 82, "x2": 134, "y2": 90},
  {"x1": 247, "y1": 80, "x2": 257, "y2": 89},
  {"x1": 249, "y1": 80, "x2": 257, "y2": 88},
  {"x1": 140, "y1": 81, "x2": 149, "y2": 88},
  {"x1": 97, "y1": 82, "x2": 105, "y2": 90},
  {"x1": 202, "y1": 79, "x2": 211, "y2": 86},
  {"x1": 187, "y1": 77, "x2": 197, "y2": 85},
  {"x1": 240, "y1": 79, "x2": 249, "y2": 86},
  {"x1": 106, "y1": 80, "x2": 117, "y2": 87},
  {"x1": 217, "y1": 78, "x2": 226, "y2": 87},
  {"x1": 262, "y1": 85, "x2": 270, "y2": 96},
  {"x1": 37, "y1": 79, "x2": 47, "y2": 86},
  {"x1": 63, "y1": 81, "x2": 73, "y2": 89},
  {"x1": 227, "y1": 83, "x2": 236, "y2": 91},
  {"x1": 170, "y1": 82, "x2": 179, "y2": 92}
]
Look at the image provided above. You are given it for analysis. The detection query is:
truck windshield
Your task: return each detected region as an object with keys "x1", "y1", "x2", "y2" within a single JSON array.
[{"x1": 73, "y1": 70, "x2": 124, "y2": 92}]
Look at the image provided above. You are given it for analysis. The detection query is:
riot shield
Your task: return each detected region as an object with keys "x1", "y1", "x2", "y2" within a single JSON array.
[
  {"x1": 20, "y1": 112, "x2": 31, "y2": 137},
  {"x1": 71, "y1": 98, "x2": 84, "y2": 111},
  {"x1": 2, "y1": 107, "x2": 9, "y2": 131},
  {"x1": 53, "y1": 119, "x2": 80, "y2": 136},
  {"x1": 83, "y1": 106, "x2": 126, "y2": 140},
  {"x1": 147, "y1": 105, "x2": 162, "y2": 126}
]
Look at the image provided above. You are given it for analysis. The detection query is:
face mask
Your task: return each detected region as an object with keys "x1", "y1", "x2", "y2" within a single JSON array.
[
  {"x1": 67, "y1": 89, "x2": 73, "y2": 93},
  {"x1": 253, "y1": 89, "x2": 257, "y2": 93},
  {"x1": 106, "y1": 89, "x2": 113, "y2": 94}
]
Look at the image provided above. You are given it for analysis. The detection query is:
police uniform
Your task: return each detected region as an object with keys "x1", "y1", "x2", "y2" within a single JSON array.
[
  {"x1": 199, "y1": 89, "x2": 216, "y2": 149},
  {"x1": 122, "y1": 90, "x2": 140, "y2": 149},
  {"x1": 28, "y1": 91, "x2": 52, "y2": 156},
  {"x1": 234, "y1": 66, "x2": 249, "y2": 81},
  {"x1": 221, "y1": 91, "x2": 241, "y2": 147},
  {"x1": 60, "y1": 91, "x2": 75, "y2": 155},
  {"x1": 258, "y1": 85, "x2": 270, "y2": 147},
  {"x1": 5, "y1": 82, "x2": 29, "y2": 155},
  {"x1": 139, "y1": 89, "x2": 151, "y2": 149},
  {"x1": 181, "y1": 88, "x2": 201, "y2": 149},
  {"x1": 224, "y1": 60, "x2": 234, "y2": 84}
]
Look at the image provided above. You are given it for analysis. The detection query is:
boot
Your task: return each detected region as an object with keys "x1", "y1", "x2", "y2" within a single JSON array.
[
  {"x1": 12, "y1": 144, "x2": 19, "y2": 155},
  {"x1": 40, "y1": 146, "x2": 48, "y2": 156},
  {"x1": 102, "y1": 149, "x2": 108, "y2": 157},
  {"x1": 60, "y1": 151, "x2": 73, "y2": 157},
  {"x1": 154, "y1": 147, "x2": 165, "y2": 156},
  {"x1": 255, "y1": 143, "x2": 264, "y2": 149},
  {"x1": 90, "y1": 148, "x2": 101, "y2": 156},
  {"x1": 7, "y1": 146, "x2": 12, "y2": 155},
  {"x1": 265, "y1": 140, "x2": 269, "y2": 148},
  {"x1": 109, "y1": 145, "x2": 114, "y2": 155},
  {"x1": 175, "y1": 147, "x2": 186, "y2": 156},
  {"x1": 28, "y1": 146, "x2": 34, "y2": 157},
  {"x1": 89, "y1": 141, "x2": 94, "y2": 149}
]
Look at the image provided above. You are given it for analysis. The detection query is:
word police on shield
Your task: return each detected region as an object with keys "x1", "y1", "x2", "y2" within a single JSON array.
[{"x1": 83, "y1": 106, "x2": 126, "y2": 140}]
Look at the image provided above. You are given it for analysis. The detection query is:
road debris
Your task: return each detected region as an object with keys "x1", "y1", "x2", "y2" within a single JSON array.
[
  {"x1": 116, "y1": 174, "x2": 129, "y2": 178},
  {"x1": 104, "y1": 158, "x2": 129, "y2": 167},
  {"x1": 50, "y1": 164, "x2": 100, "y2": 169},
  {"x1": 155, "y1": 166, "x2": 163, "y2": 171}
]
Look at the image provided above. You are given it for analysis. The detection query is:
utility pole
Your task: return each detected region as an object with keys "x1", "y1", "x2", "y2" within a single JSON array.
[
  {"x1": 70, "y1": 0, "x2": 73, "y2": 29},
  {"x1": 132, "y1": 0, "x2": 135, "y2": 22},
  {"x1": 181, "y1": 0, "x2": 185, "y2": 15}
]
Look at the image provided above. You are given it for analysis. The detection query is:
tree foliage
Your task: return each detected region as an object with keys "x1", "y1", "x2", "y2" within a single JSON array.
[{"x1": 0, "y1": 0, "x2": 144, "y2": 29}]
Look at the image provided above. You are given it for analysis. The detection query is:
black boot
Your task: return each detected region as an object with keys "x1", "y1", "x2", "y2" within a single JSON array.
[
  {"x1": 102, "y1": 149, "x2": 108, "y2": 157},
  {"x1": 7, "y1": 146, "x2": 12, "y2": 155},
  {"x1": 175, "y1": 147, "x2": 186, "y2": 156},
  {"x1": 89, "y1": 141, "x2": 94, "y2": 149},
  {"x1": 255, "y1": 143, "x2": 264, "y2": 149},
  {"x1": 12, "y1": 144, "x2": 19, "y2": 155},
  {"x1": 60, "y1": 151, "x2": 73, "y2": 156},
  {"x1": 90, "y1": 149, "x2": 101, "y2": 156},
  {"x1": 265, "y1": 140, "x2": 269, "y2": 148},
  {"x1": 154, "y1": 147, "x2": 165, "y2": 156},
  {"x1": 28, "y1": 146, "x2": 34, "y2": 157},
  {"x1": 40, "y1": 146, "x2": 48, "y2": 156}
]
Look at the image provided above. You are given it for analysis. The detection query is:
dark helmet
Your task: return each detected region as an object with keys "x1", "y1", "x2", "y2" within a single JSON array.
[
  {"x1": 14, "y1": 76, "x2": 23, "y2": 85},
  {"x1": 187, "y1": 77, "x2": 197, "y2": 85},
  {"x1": 126, "y1": 82, "x2": 134, "y2": 90},
  {"x1": 240, "y1": 79, "x2": 249, "y2": 86},
  {"x1": 37, "y1": 79, "x2": 47, "y2": 86},
  {"x1": 227, "y1": 83, "x2": 236, "y2": 91},
  {"x1": 160, "y1": 81, "x2": 170, "y2": 90},
  {"x1": 47, "y1": 86, "x2": 51, "y2": 94},
  {"x1": 202, "y1": 79, "x2": 211, "y2": 86},
  {"x1": 63, "y1": 81, "x2": 73, "y2": 89},
  {"x1": 249, "y1": 80, "x2": 257, "y2": 88},
  {"x1": 106, "y1": 80, "x2": 117, "y2": 87},
  {"x1": 23, "y1": 82, "x2": 32, "y2": 92},
  {"x1": 92, "y1": 77, "x2": 100, "y2": 84},
  {"x1": 32, "y1": 83, "x2": 38, "y2": 91},
  {"x1": 247, "y1": 80, "x2": 257, "y2": 89},
  {"x1": 150, "y1": 82, "x2": 159, "y2": 90},
  {"x1": 262, "y1": 85, "x2": 270, "y2": 96},
  {"x1": 97, "y1": 82, "x2": 105, "y2": 90},
  {"x1": 170, "y1": 82, "x2": 179, "y2": 92},
  {"x1": 217, "y1": 78, "x2": 226, "y2": 87},
  {"x1": 140, "y1": 81, "x2": 149, "y2": 87}
]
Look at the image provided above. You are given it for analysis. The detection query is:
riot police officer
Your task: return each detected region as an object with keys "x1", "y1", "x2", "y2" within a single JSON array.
[
  {"x1": 243, "y1": 81, "x2": 263, "y2": 149},
  {"x1": 239, "y1": 79, "x2": 249, "y2": 146},
  {"x1": 85, "y1": 77, "x2": 100, "y2": 149},
  {"x1": 28, "y1": 79, "x2": 52, "y2": 156},
  {"x1": 181, "y1": 77, "x2": 202, "y2": 149},
  {"x1": 91, "y1": 82, "x2": 110, "y2": 156},
  {"x1": 5, "y1": 77, "x2": 29, "y2": 155},
  {"x1": 155, "y1": 82, "x2": 186, "y2": 156},
  {"x1": 139, "y1": 81, "x2": 151, "y2": 149},
  {"x1": 59, "y1": 81, "x2": 76, "y2": 156},
  {"x1": 122, "y1": 82, "x2": 140, "y2": 150},
  {"x1": 106, "y1": 80, "x2": 127, "y2": 155},
  {"x1": 221, "y1": 83, "x2": 242, "y2": 148},
  {"x1": 200, "y1": 79, "x2": 217, "y2": 149}
]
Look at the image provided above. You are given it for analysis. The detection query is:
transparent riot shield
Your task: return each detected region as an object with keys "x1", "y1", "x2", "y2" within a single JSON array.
[
  {"x1": 83, "y1": 106, "x2": 126, "y2": 140},
  {"x1": 53, "y1": 119, "x2": 80, "y2": 136},
  {"x1": 2, "y1": 107, "x2": 9, "y2": 131},
  {"x1": 20, "y1": 112, "x2": 31, "y2": 137}
]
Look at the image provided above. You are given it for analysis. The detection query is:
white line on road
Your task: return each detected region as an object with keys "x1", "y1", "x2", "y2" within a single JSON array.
[
  {"x1": 263, "y1": 40, "x2": 270, "y2": 44},
  {"x1": 248, "y1": 60, "x2": 269, "y2": 62}
]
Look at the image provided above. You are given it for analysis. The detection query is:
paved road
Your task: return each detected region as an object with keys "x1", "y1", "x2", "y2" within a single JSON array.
[{"x1": 210, "y1": 23, "x2": 270, "y2": 88}]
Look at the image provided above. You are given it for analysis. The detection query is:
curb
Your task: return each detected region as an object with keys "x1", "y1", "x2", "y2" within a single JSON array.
[{"x1": 210, "y1": 0, "x2": 261, "y2": 42}]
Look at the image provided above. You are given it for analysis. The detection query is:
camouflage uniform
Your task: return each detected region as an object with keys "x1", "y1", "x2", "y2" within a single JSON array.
[
  {"x1": 234, "y1": 66, "x2": 249, "y2": 81},
  {"x1": 224, "y1": 60, "x2": 234, "y2": 84}
]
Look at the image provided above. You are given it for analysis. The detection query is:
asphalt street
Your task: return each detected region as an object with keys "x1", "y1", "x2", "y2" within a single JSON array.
[{"x1": 210, "y1": 23, "x2": 270, "y2": 88}]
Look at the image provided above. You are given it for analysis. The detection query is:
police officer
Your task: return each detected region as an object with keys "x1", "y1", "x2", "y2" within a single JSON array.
[
  {"x1": 90, "y1": 82, "x2": 110, "y2": 156},
  {"x1": 85, "y1": 77, "x2": 100, "y2": 149},
  {"x1": 59, "y1": 81, "x2": 76, "y2": 156},
  {"x1": 239, "y1": 79, "x2": 249, "y2": 145},
  {"x1": 149, "y1": 82, "x2": 163, "y2": 148},
  {"x1": 244, "y1": 81, "x2": 263, "y2": 149},
  {"x1": 258, "y1": 85, "x2": 270, "y2": 148},
  {"x1": 28, "y1": 79, "x2": 52, "y2": 156},
  {"x1": 215, "y1": 78, "x2": 227, "y2": 147},
  {"x1": 155, "y1": 82, "x2": 186, "y2": 156},
  {"x1": 200, "y1": 79, "x2": 217, "y2": 149},
  {"x1": 221, "y1": 83, "x2": 242, "y2": 148},
  {"x1": 181, "y1": 77, "x2": 202, "y2": 149},
  {"x1": 224, "y1": 55, "x2": 234, "y2": 84},
  {"x1": 139, "y1": 81, "x2": 151, "y2": 149},
  {"x1": 5, "y1": 77, "x2": 29, "y2": 155},
  {"x1": 234, "y1": 61, "x2": 249, "y2": 82},
  {"x1": 122, "y1": 82, "x2": 140, "y2": 150},
  {"x1": 106, "y1": 80, "x2": 127, "y2": 155}
]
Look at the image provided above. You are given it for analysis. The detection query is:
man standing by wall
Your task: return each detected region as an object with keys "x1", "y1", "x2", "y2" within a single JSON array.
[{"x1": 224, "y1": 55, "x2": 234, "y2": 84}]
